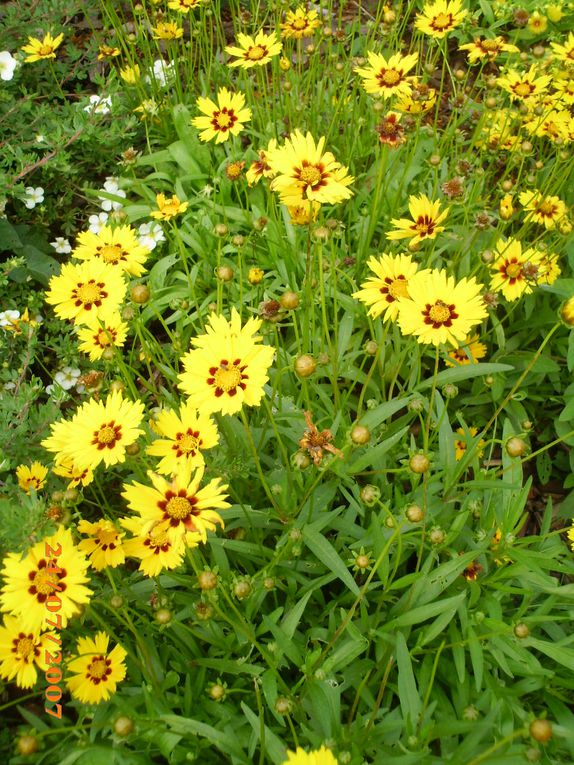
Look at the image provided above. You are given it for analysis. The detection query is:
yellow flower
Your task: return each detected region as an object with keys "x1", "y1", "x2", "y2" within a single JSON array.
[
  {"x1": 499, "y1": 193, "x2": 514, "y2": 220},
  {"x1": 41, "y1": 389, "x2": 145, "y2": 471},
  {"x1": 414, "y1": 0, "x2": 467, "y2": 39},
  {"x1": 167, "y1": 0, "x2": 208, "y2": 12},
  {"x1": 122, "y1": 461, "x2": 229, "y2": 546},
  {"x1": 22, "y1": 32, "x2": 64, "y2": 63},
  {"x1": 397, "y1": 269, "x2": 487, "y2": 347},
  {"x1": 386, "y1": 194, "x2": 448, "y2": 246},
  {"x1": 119, "y1": 64, "x2": 140, "y2": 84},
  {"x1": 52, "y1": 456, "x2": 94, "y2": 488},
  {"x1": 287, "y1": 202, "x2": 321, "y2": 225},
  {"x1": 445, "y1": 335, "x2": 487, "y2": 366},
  {"x1": 537, "y1": 249, "x2": 561, "y2": 285},
  {"x1": 16, "y1": 462, "x2": 48, "y2": 494},
  {"x1": 77, "y1": 520, "x2": 125, "y2": 571},
  {"x1": 459, "y1": 36, "x2": 519, "y2": 63},
  {"x1": 76, "y1": 313, "x2": 129, "y2": 361},
  {"x1": 394, "y1": 82, "x2": 437, "y2": 113},
  {"x1": 528, "y1": 11, "x2": 547, "y2": 34},
  {"x1": 497, "y1": 66, "x2": 551, "y2": 101},
  {"x1": 152, "y1": 21, "x2": 184, "y2": 39},
  {"x1": 120, "y1": 516, "x2": 187, "y2": 576},
  {"x1": 225, "y1": 30, "x2": 282, "y2": 68},
  {"x1": 281, "y1": 7, "x2": 321, "y2": 39},
  {"x1": 561, "y1": 296, "x2": 574, "y2": 327},
  {"x1": 246, "y1": 138, "x2": 277, "y2": 187},
  {"x1": 150, "y1": 192, "x2": 189, "y2": 220},
  {"x1": 489, "y1": 238, "x2": 542, "y2": 301},
  {"x1": 546, "y1": 5, "x2": 563, "y2": 23},
  {"x1": 267, "y1": 130, "x2": 354, "y2": 207},
  {"x1": 67, "y1": 632, "x2": 127, "y2": 704},
  {"x1": 45, "y1": 259, "x2": 127, "y2": 325},
  {"x1": 191, "y1": 87, "x2": 252, "y2": 143},
  {"x1": 0, "y1": 616, "x2": 54, "y2": 689},
  {"x1": 355, "y1": 51, "x2": 418, "y2": 99},
  {"x1": 0, "y1": 526, "x2": 92, "y2": 633},
  {"x1": 519, "y1": 189, "x2": 568, "y2": 229},
  {"x1": 353, "y1": 253, "x2": 429, "y2": 322},
  {"x1": 178, "y1": 308, "x2": 275, "y2": 416},
  {"x1": 282, "y1": 746, "x2": 338, "y2": 765},
  {"x1": 454, "y1": 427, "x2": 485, "y2": 460},
  {"x1": 73, "y1": 225, "x2": 150, "y2": 276},
  {"x1": 98, "y1": 45, "x2": 121, "y2": 60},
  {"x1": 550, "y1": 32, "x2": 574, "y2": 64},
  {"x1": 146, "y1": 400, "x2": 219, "y2": 475}
]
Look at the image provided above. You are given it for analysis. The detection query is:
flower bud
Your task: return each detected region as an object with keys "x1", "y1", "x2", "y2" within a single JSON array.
[
  {"x1": 529, "y1": 719, "x2": 552, "y2": 743},
  {"x1": 214, "y1": 223, "x2": 228, "y2": 237},
  {"x1": 232, "y1": 234, "x2": 245, "y2": 247},
  {"x1": 405, "y1": 504, "x2": 424, "y2": 522},
  {"x1": 195, "y1": 601, "x2": 214, "y2": 620},
  {"x1": 198, "y1": 571, "x2": 218, "y2": 591},
  {"x1": 275, "y1": 697, "x2": 292, "y2": 715},
  {"x1": 155, "y1": 608, "x2": 172, "y2": 624},
  {"x1": 294, "y1": 354, "x2": 316, "y2": 378},
  {"x1": 110, "y1": 594, "x2": 125, "y2": 608},
  {"x1": 364, "y1": 340, "x2": 378, "y2": 355},
  {"x1": 506, "y1": 437, "x2": 528, "y2": 457},
  {"x1": 209, "y1": 683, "x2": 226, "y2": 701},
  {"x1": 359, "y1": 484, "x2": 380, "y2": 506},
  {"x1": 442, "y1": 383, "x2": 458, "y2": 399},
  {"x1": 114, "y1": 716, "x2": 135, "y2": 737},
  {"x1": 350, "y1": 424, "x2": 370, "y2": 445},
  {"x1": 131, "y1": 284, "x2": 150, "y2": 304},
  {"x1": 263, "y1": 577, "x2": 275, "y2": 590},
  {"x1": 248, "y1": 267, "x2": 264, "y2": 284},
  {"x1": 409, "y1": 454, "x2": 430, "y2": 474},
  {"x1": 280, "y1": 291, "x2": 299, "y2": 310},
  {"x1": 17, "y1": 735, "x2": 39, "y2": 756},
  {"x1": 291, "y1": 451, "x2": 311, "y2": 469},
  {"x1": 216, "y1": 265, "x2": 234, "y2": 282},
  {"x1": 233, "y1": 579, "x2": 252, "y2": 599},
  {"x1": 514, "y1": 622, "x2": 530, "y2": 638},
  {"x1": 429, "y1": 527, "x2": 445, "y2": 545}
]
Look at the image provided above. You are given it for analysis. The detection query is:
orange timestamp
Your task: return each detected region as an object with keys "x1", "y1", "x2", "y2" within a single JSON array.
[{"x1": 44, "y1": 541, "x2": 64, "y2": 719}]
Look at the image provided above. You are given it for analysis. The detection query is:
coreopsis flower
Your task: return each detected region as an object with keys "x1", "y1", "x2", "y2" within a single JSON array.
[
  {"x1": 16, "y1": 462, "x2": 48, "y2": 494},
  {"x1": 282, "y1": 746, "x2": 338, "y2": 765},
  {"x1": 21, "y1": 32, "x2": 64, "y2": 62},
  {"x1": 267, "y1": 130, "x2": 354, "y2": 206},
  {"x1": 246, "y1": 138, "x2": 277, "y2": 186},
  {"x1": 537, "y1": 250, "x2": 561, "y2": 285},
  {"x1": 41, "y1": 389, "x2": 145, "y2": 471},
  {"x1": 0, "y1": 616, "x2": 54, "y2": 688},
  {"x1": 191, "y1": 87, "x2": 251, "y2": 143},
  {"x1": 528, "y1": 11, "x2": 547, "y2": 34},
  {"x1": 52, "y1": 456, "x2": 94, "y2": 488},
  {"x1": 287, "y1": 202, "x2": 321, "y2": 225},
  {"x1": 459, "y1": 36, "x2": 519, "y2": 63},
  {"x1": 152, "y1": 21, "x2": 184, "y2": 39},
  {"x1": 394, "y1": 81, "x2": 437, "y2": 114},
  {"x1": 150, "y1": 193, "x2": 189, "y2": 220},
  {"x1": 518, "y1": 190, "x2": 568, "y2": 229},
  {"x1": 499, "y1": 194, "x2": 514, "y2": 220},
  {"x1": 550, "y1": 32, "x2": 574, "y2": 64},
  {"x1": 353, "y1": 254, "x2": 428, "y2": 322},
  {"x1": 119, "y1": 64, "x2": 140, "y2": 84},
  {"x1": 497, "y1": 66, "x2": 551, "y2": 101},
  {"x1": 376, "y1": 112, "x2": 406, "y2": 147},
  {"x1": 386, "y1": 194, "x2": 448, "y2": 246},
  {"x1": 0, "y1": 51, "x2": 18, "y2": 81},
  {"x1": 355, "y1": 51, "x2": 418, "y2": 99},
  {"x1": 445, "y1": 335, "x2": 487, "y2": 366},
  {"x1": 0, "y1": 526, "x2": 92, "y2": 633},
  {"x1": 45, "y1": 259, "x2": 127, "y2": 324},
  {"x1": 72, "y1": 225, "x2": 149, "y2": 277},
  {"x1": 553, "y1": 77, "x2": 574, "y2": 106},
  {"x1": 397, "y1": 270, "x2": 487, "y2": 346},
  {"x1": 77, "y1": 520, "x2": 125, "y2": 571},
  {"x1": 414, "y1": 0, "x2": 467, "y2": 39},
  {"x1": 98, "y1": 44, "x2": 120, "y2": 60},
  {"x1": 168, "y1": 0, "x2": 208, "y2": 12},
  {"x1": 489, "y1": 237, "x2": 542, "y2": 301},
  {"x1": 454, "y1": 426, "x2": 486, "y2": 460},
  {"x1": 122, "y1": 461, "x2": 230, "y2": 545},
  {"x1": 569, "y1": 521, "x2": 574, "y2": 552},
  {"x1": 120, "y1": 516, "x2": 187, "y2": 576},
  {"x1": 76, "y1": 313, "x2": 129, "y2": 361},
  {"x1": 178, "y1": 309, "x2": 275, "y2": 415},
  {"x1": 225, "y1": 30, "x2": 282, "y2": 68},
  {"x1": 67, "y1": 632, "x2": 127, "y2": 704},
  {"x1": 146, "y1": 400, "x2": 219, "y2": 475},
  {"x1": 281, "y1": 6, "x2": 321, "y2": 39}
]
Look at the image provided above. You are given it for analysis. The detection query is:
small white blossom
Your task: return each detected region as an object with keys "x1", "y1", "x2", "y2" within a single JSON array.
[
  {"x1": 0, "y1": 309, "x2": 20, "y2": 328},
  {"x1": 35, "y1": 134, "x2": 46, "y2": 143},
  {"x1": 84, "y1": 94, "x2": 112, "y2": 114},
  {"x1": 50, "y1": 237, "x2": 72, "y2": 254},
  {"x1": 98, "y1": 177, "x2": 126, "y2": 212},
  {"x1": 88, "y1": 211, "x2": 109, "y2": 234},
  {"x1": 138, "y1": 221, "x2": 165, "y2": 251},
  {"x1": 53, "y1": 366, "x2": 81, "y2": 391},
  {"x1": 23, "y1": 187, "x2": 44, "y2": 209},
  {"x1": 0, "y1": 51, "x2": 18, "y2": 82},
  {"x1": 146, "y1": 59, "x2": 175, "y2": 88}
]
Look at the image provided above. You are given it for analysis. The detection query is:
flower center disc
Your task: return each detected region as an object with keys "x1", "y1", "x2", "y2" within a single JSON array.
[
  {"x1": 380, "y1": 68, "x2": 401, "y2": 85},
  {"x1": 429, "y1": 301, "x2": 452, "y2": 323},
  {"x1": 32, "y1": 569, "x2": 58, "y2": 596},
  {"x1": 389, "y1": 277, "x2": 409, "y2": 299},
  {"x1": 76, "y1": 282, "x2": 103, "y2": 305},
  {"x1": 149, "y1": 527, "x2": 169, "y2": 547},
  {"x1": 299, "y1": 165, "x2": 323, "y2": 187},
  {"x1": 481, "y1": 39, "x2": 500, "y2": 52},
  {"x1": 215, "y1": 111, "x2": 233, "y2": 129},
  {"x1": 506, "y1": 262, "x2": 522, "y2": 279},
  {"x1": 514, "y1": 82, "x2": 533, "y2": 97},
  {"x1": 166, "y1": 496, "x2": 192, "y2": 519},
  {"x1": 96, "y1": 329, "x2": 113, "y2": 347},
  {"x1": 247, "y1": 45, "x2": 266, "y2": 60},
  {"x1": 176, "y1": 432, "x2": 199, "y2": 453},
  {"x1": 214, "y1": 365, "x2": 242, "y2": 391},
  {"x1": 538, "y1": 200, "x2": 555, "y2": 215},
  {"x1": 98, "y1": 244, "x2": 124, "y2": 264},
  {"x1": 293, "y1": 18, "x2": 307, "y2": 29},
  {"x1": 16, "y1": 636, "x2": 35, "y2": 658},
  {"x1": 39, "y1": 45, "x2": 53, "y2": 55},
  {"x1": 432, "y1": 12, "x2": 453, "y2": 30},
  {"x1": 88, "y1": 657, "x2": 110, "y2": 680}
]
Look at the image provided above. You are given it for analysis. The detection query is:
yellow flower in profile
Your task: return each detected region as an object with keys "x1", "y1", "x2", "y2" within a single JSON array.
[
  {"x1": 282, "y1": 746, "x2": 338, "y2": 765},
  {"x1": 45, "y1": 259, "x2": 127, "y2": 325},
  {"x1": 459, "y1": 37, "x2": 519, "y2": 63},
  {"x1": 150, "y1": 193, "x2": 189, "y2": 220},
  {"x1": 397, "y1": 270, "x2": 487, "y2": 347},
  {"x1": 537, "y1": 250, "x2": 561, "y2": 285},
  {"x1": 414, "y1": 0, "x2": 467, "y2": 39},
  {"x1": 121, "y1": 516, "x2": 187, "y2": 576},
  {"x1": 152, "y1": 21, "x2": 184, "y2": 39},
  {"x1": 287, "y1": 202, "x2": 321, "y2": 225},
  {"x1": 445, "y1": 335, "x2": 487, "y2": 366},
  {"x1": 267, "y1": 130, "x2": 354, "y2": 206},
  {"x1": 16, "y1": 462, "x2": 48, "y2": 494},
  {"x1": 76, "y1": 313, "x2": 129, "y2": 361},
  {"x1": 518, "y1": 190, "x2": 568, "y2": 229},
  {"x1": 246, "y1": 138, "x2": 277, "y2": 187},
  {"x1": 0, "y1": 526, "x2": 92, "y2": 633},
  {"x1": 22, "y1": 32, "x2": 64, "y2": 62},
  {"x1": 168, "y1": 0, "x2": 208, "y2": 12},
  {"x1": 386, "y1": 194, "x2": 448, "y2": 246},
  {"x1": 0, "y1": 616, "x2": 54, "y2": 689},
  {"x1": 41, "y1": 389, "x2": 145, "y2": 471},
  {"x1": 225, "y1": 30, "x2": 282, "y2": 68},
  {"x1": 122, "y1": 461, "x2": 229, "y2": 545},
  {"x1": 67, "y1": 632, "x2": 127, "y2": 704},
  {"x1": 355, "y1": 51, "x2": 418, "y2": 99},
  {"x1": 178, "y1": 309, "x2": 275, "y2": 416},
  {"x1": 281, "y1": 7, "x2": 321, "y2": 39},
  {"x1": 146, "y1": 400, "x2": 219, "y2": 475},
  {"x1": 394, "y1": 82, "x2": 437, "y2": 114},
  {"x1": 353, "y1": 253, "x2": 428, "y2": 322},
  {"x1": 454, "y1": 427, "x2": 486, "y2": 461},
  {"x1": 52, "y1": 456, "x2": 94, "y2": 488},
  {"x1": 192, "y1": 87, "x2": 251, "y2": 143},
  {"x1": 497, "y1": 66, "x2": 551, "y2": 101},
  {"x1": 119, "y1": 64, "x2": 140, "y2": 84},
  {"x1": 77, "y1": 520, "x2": 125, "y2": 571},
  {"x1": 562, "y1": 296, "x2": 574, "y2": 327},
  {"x1": 550, "y1": 32, "x2": 574, "y2": 64},
  {"x1": 499, "y1": 194, "x2": 514, "y2": 220},
  {"x1": 98, "y1": 45, "x2": 120, "y2": 60},
  {"x1": 73, "y1": 225, "x2": 150, "y2": 277},
  {"x1": 489, "y1": 238, "x2": 542, "y2": 301}
]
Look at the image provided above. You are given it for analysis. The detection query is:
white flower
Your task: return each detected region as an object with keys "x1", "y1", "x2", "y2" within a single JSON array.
[
  {"x1": 88, "y1": 211, "x2": 109, "y2": 234},
  {"x1": 0, "y1": 51, "x2": 18, "y2": 82},
  {"x1": 50, "y1": 237, "x2": 72, "y2": 254},
  {"x1": 53, "y1": 366, "x2": 81, "y2": 391},
  {"x1": 0, "y1": 309, "x2": 20, "y2": 328},
  {"x1": 199, "y1": 184, "x2": 214, "y2": 198},
  {"x1": 146, "y1": 59, "x2": 175, "y2": 88},
  {"x1": 23, "y1": 187, "x2": 44, "y2": 209},
  {"x1": 35, "y1": 134, "x2": 46, "y2": 143},
  {"x1": 84, "y1": 94, "x2": 112, "y2": 114},
  {"x1": 138, "y1": 221, "x2": 165, "y2": 251},
  {"x1": 98, "y1": 177, "x2": 126, "y2": 212}
]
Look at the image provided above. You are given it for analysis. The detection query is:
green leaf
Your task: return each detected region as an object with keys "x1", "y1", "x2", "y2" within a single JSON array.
[
  {"x1": 384, "y1": 592, "x2": 467, "y2": 631},
  {"x1": 161, "y1": 715, "x2": 249, "y2": 763},
  {"x1": 467, "y1": 626, "x2": 483, "y2": 692},
  {"x1": 524, "y1": 637, "x2": 574, "y2": 671},
  {"x1": 396, "y1": 632, "x2": 422, "y2": 726},
  {"x1": 415, "y1": 363, "x2": 514, "y2": 391},
  {"x1": 241, "y1": 702, "x2": 286, "y2": 765},
  {"x1": 301, "y1": 526, "x2": 360, "y2": 594},
  {"x1": 359, "y1": 397, "x2": 413, "y2": 430}
]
